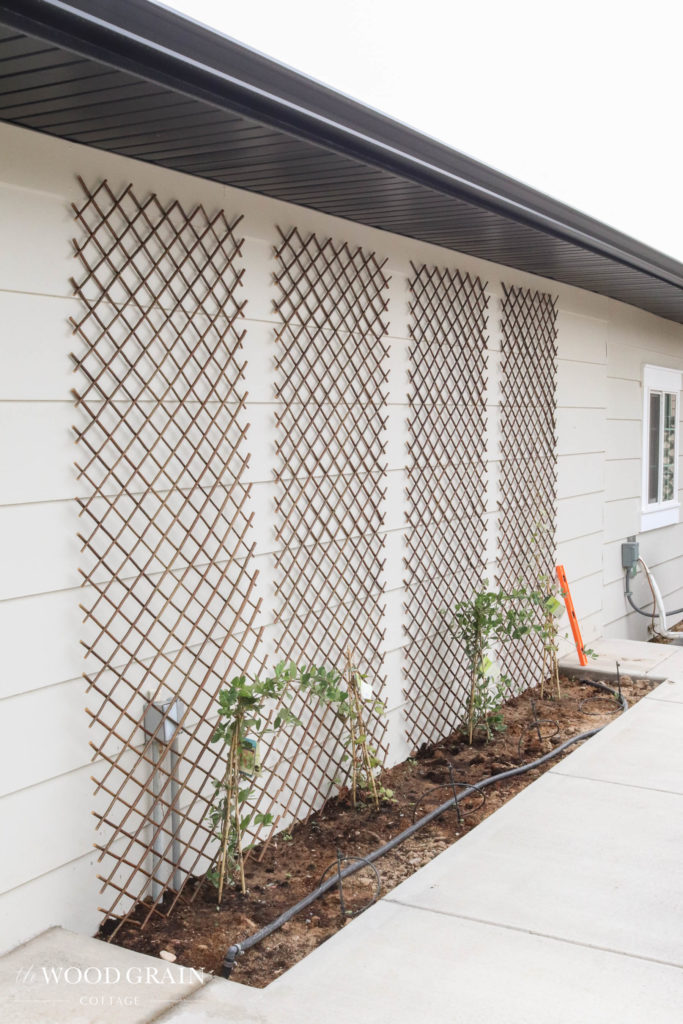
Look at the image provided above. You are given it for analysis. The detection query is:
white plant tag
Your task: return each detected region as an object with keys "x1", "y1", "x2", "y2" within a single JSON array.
[{"x1": 360, "y1": 679, "x2": 373, "y2": 701}]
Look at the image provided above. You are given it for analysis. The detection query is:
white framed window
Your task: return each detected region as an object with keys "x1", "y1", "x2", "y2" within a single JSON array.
[{"x1": 641, "y1": 364, "x2": 682, "y2": 532}]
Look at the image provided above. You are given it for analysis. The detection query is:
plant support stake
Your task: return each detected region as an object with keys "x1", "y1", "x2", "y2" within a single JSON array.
[
  {"x1": 556, "y1": 564, "x2": 587, "y2": 666},
  {"x1": 220, "y1": 678, "x2": 627, "y2": 979}
]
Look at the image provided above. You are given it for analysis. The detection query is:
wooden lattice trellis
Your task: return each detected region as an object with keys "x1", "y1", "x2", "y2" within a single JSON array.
[
  {"x1": 403, "y1": 263, "x2": 489, "y2": 750},
  {"x1": 262, "y1": 226, "x2": 390, "y2": 823},
  {"x1": 497, "y1": 283, "x2": 558, "y2": 692},
  {"x1": 71, "y1": 178, "x2": 265, "y2": 932}
]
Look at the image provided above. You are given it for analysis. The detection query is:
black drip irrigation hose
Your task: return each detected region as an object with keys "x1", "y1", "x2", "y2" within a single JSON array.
[
  {"x1": 318, "y1": 852, "x2": 382, "y2": 918},
  {"x1": 220, "y1": 677, "x2": 627, "y2": 979}
]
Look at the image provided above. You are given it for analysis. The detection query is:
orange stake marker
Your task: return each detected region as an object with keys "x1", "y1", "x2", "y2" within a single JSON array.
[{"x1": 556, "y1": 564, "x2": 587, "y2": 666}]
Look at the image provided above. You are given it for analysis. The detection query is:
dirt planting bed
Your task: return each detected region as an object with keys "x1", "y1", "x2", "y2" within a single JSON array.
[{"x1": 105, "y1": 674, "x2": 657, "y2": 987}]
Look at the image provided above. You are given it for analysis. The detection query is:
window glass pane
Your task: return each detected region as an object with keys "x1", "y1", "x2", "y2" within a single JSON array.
[
  {"x1": 665, "y1": 392, "x2": 677, "y2": 431},
  {"x1": 648, "y1": 391, "x2": 661, "y2": 503},
  {"x1": 663, "y1": 392, "x2": 677, "y2": 502}
]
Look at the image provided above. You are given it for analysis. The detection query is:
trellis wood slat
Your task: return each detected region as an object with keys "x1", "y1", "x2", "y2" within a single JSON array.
[
  {"x1": 497, "y1": 283, "x2": 559, "y2": 693},
  {"x1": 256, "y1": 226, "x2": 391, "y2": 839},
  {"x1": 72, "y1": 177, "x2": 265, "y2": 934},
  {"x1": 403, "y1": 263, "x2": 489, "y2": 749}
]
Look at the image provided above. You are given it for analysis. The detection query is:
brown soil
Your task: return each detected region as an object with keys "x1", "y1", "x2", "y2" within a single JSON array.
[
  {"x1": 105, "y1": 674, "x2": 657, "y2": 987},
  {"x1": 650, "y1": 615, "x2": 683, "y2": 642}
]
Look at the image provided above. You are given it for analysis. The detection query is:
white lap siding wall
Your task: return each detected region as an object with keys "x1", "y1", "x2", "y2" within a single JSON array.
[
  {"x1": 602, "y1": 304, "x2": 683, "y2": 637},
  {"x1": 1, "y1": 119, "x2": 682, "y2": 951}
]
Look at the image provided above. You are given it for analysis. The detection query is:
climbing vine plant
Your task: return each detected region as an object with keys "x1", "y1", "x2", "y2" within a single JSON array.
[
  {"x1": 209, "y1": 655, "x2": 390, "y2": 900},
  {"x1": 441, "y1": 586, "x2": 538, "y2": 743}
]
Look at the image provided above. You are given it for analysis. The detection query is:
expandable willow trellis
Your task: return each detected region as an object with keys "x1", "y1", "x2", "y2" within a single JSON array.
[
  {"x1": 71, "y1": 178, "x2": 265, "y2": 932},
  {"x1": 403, "y1": 263, "x2": 489, "y2": 749},
  {"x1": 262, "y1": 226, "x2": 391, "y2": 824},
  {"x1": 497, "y1": 283, "x2": 559, "y2": 692}
]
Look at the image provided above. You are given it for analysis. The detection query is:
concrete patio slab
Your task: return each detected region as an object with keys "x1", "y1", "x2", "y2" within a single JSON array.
[
  {"x1": 642, "y1": 645, "x2": 683, "y2": 684},
  {"x1": 551, "y1": 690, "x2": 683, "y2": 794},
  {"x1": 647, "y1": 677, "x2": 683, "y2": 701},
  {"x1": 560, "y1": 636, "x2": 682, "y2": 679},
  {"x1": 3, "y1": 675, "x2": 682, "y2": 1024},
  {"x1": 160, "y1": 900, "x2": 683, "y2": 1024},
  {"x1": 153, "y1": 978, "x2": 267, "y2": 1023},
  {"x1": 284, "y1": 900, "x2": 682, "y2": 1024},
  {"x1": 0, "y1": 927, "x2": 208, "y2": 1024},
  {"x1": 384, "y1": 770, "x2": 683, "y2": 967},
  {"x1": 160, "y1": 677, "x2": 683, "y2": 1023}
]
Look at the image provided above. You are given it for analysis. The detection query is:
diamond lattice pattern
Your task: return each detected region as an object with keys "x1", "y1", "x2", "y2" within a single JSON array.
[
  {"x1": 497, "y1": 283, "x2": 558, "y2": 693},
  {"x1": 72, "y1": 178, "x2": 264, "y2": 932},
  {"x1": 264, "y1": 226, "x2": 391, "y2": 825},
  {"x1": 403, "y1": 263, "x2": 489, "y2": 749}
]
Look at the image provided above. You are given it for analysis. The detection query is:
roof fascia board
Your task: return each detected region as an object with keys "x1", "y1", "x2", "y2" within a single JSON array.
[{"x1": 2, "y1": 0, "x2": 683, "y2": 297}]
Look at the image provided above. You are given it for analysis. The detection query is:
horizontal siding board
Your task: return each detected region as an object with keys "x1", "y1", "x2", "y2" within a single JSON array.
[
  {"x1": 557, "y1": 452, "x2": 605, "y2": 500},
  {"x1": 559, "y1": 570, "x2": 602, "y2": 620},
  {"x1": 607, "y1": 418, "x2": 641, "y2": 460},
  {"x1": 603, "y1": 576, "x2": 643, "y2": 626},
  {"x1": 0, "y1": 767, "x2": 93, "y2": 894},
  {"x1": 604, "y1": 496, "x2": 641, "y2": 544},
  {"x1": 0, "y1": 183, "x2": 72, "y2": 297},
  {"x1": 0, "y1": 589, "x2": 82, "y2": 699},
  {"x1": 603, "y1": 539, "x2": 631, "y2": 586},
  {"x1": 605, "y1": 458, "x2": 641, "y2": 502},
  {"x1": 607, "y1": 377, "x2": 642, "y2": 419},
  {"x1": 0, "y1": 501, "x2": 79, "y2": 601},
  {"x1": 0, "y1": 680, "x2": 90, "y2": 797},
  {"x1": 556, "y1": 531, "x2": 603, "y2": 583},
  {"x1": 557, "y1": 408, "x2": 606, "y2": 456},
  {"x1": 556, "y1": 309, "x2": 607, "y2": 364},
  {"x1": 557, "y1": 358, "x2": 607, "y2": 409},
  {"x1": 0, "y1": 402, "x2": 79, "y2": 504},
  {"x1": 608, "y1": 338, "x2": 683, "y2": 377},
  {"x1": 0, "y1": 852, "x2": 100, "y2": 955},
  {"x1": 0, "y1": 292, "x2": 75, "y2": 400},
  {"x1": 557, "y1": 493, "x2": 604, "y2": 543},
  {"x1": 603, "y1": 530, "x2": 683, "y2": 587}
]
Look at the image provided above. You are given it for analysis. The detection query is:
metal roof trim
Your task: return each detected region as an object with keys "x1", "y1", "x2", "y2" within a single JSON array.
[{"x1": 2, "y1": 0, "x2": 683, "y2": 301}]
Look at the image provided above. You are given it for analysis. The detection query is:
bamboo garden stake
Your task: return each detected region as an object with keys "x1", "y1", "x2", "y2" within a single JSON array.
[{"x1": 344, "y1": 647, "x2": 380, "y2": 810}]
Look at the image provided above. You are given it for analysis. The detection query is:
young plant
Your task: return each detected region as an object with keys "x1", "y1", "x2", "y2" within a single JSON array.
[
  {"x1": 532, "y1": 568, "x2": 597, "y2": 697},
  {"x1": 340, "y1": 648, "x2": 392, "y2": 809},
  {"x1": 472, "y1": 656, "x2": 507, "y2": 741},
  {"x1": 209, "y1": 661, "x2": 337, "y2": 902},
  {"x1": 529, "y1": 506, "x2": 566, "y2": 699},
  {"x1": 309, "y1": 647, "x2": 391, "y2": 809},
  {"x1": 441, "y1": 585, "x2": 537, "y2": 744},
  {"x1": 537, "y1": 589, "x2": 564, "y2": 699}
]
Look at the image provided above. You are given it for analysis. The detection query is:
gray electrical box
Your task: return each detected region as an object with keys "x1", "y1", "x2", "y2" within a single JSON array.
[
  {"x1": 621, "y1": 537, "x2": 639, "y2": 576},
  {"x1": 143, "y1": 696, "x2": 185, "y2": 743}
]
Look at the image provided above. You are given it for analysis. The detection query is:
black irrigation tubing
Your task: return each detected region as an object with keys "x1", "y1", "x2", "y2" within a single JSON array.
[
  {"x1": 517, "y1": 718, "x2": 561, "y2": 756},
  {"x1": 317, "y1": 852, "x2": 382, "y2": 918},
  {"x1": 220, "y1": 677, "x2": 627, "y2": 979},
  {"x1": 411, "y1": 774, "x2": 487, "y2": 826},
  {"x1": 577, "y1": 693, "x2": 623, "y2": 716}
]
